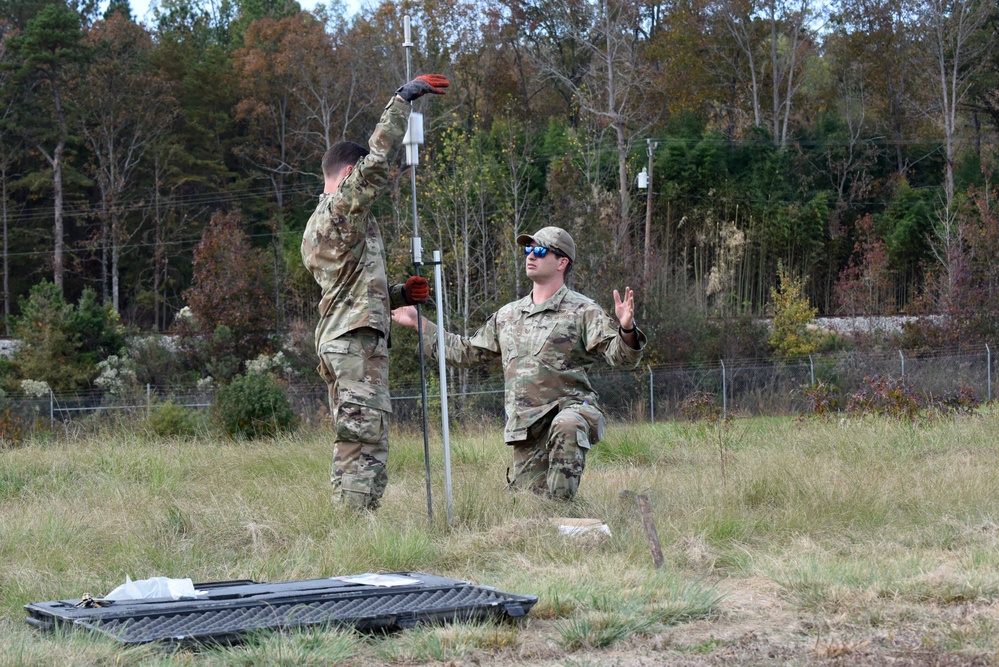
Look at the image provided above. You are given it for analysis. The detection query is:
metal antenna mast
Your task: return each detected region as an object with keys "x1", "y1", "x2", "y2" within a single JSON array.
[{"x1": 402, "y1": 16, "x2": 453, "y2": 524}]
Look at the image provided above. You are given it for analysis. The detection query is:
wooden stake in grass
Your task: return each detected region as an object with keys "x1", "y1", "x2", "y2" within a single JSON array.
[{"x1": 622, "y1": 490, "x2": 665, "y2": 569}]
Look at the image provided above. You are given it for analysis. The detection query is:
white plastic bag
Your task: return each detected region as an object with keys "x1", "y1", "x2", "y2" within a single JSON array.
[{"x1": 104, "y1": 576, "x2": 199, "y2": 600}]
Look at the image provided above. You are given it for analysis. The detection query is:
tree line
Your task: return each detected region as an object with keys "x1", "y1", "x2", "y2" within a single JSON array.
[{"x1": 0, "y1": 0, "x2": 997, "y2": 389}]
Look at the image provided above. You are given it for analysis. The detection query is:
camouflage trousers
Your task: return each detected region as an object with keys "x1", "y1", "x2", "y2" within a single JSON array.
[
  {"x1": 318, "y1": 328, "x2": 391, "y2": 510},
  {"x1": 509, "y1": 404, "x2": 605, "y2": 500}
]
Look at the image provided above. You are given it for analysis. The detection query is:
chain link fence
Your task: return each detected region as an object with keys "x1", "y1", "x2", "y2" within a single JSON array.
[{"x1": 2, "y1": 345, "x2": 994, "y2": 435}]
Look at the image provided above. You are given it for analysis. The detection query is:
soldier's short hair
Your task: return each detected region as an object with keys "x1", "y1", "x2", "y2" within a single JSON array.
[
  {"x1": 322, "y1": 141, "x2": 368, "y2": 180},
  {"x1": 562, "y1": 257, "x2": 574, "y2": 281}
]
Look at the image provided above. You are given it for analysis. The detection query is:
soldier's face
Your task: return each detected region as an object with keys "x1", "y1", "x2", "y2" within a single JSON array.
[{"x1": 525, "y1": 248, "x2": 567, "y2": 282}]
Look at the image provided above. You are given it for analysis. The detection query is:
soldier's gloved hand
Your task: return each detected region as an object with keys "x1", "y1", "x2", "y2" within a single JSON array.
[
  {"x1": 396, "y1": 74, "x2": 449, "y2": 102},
  {"x1": 403, "y1": 276, "x2": 430, "y2": 305}
]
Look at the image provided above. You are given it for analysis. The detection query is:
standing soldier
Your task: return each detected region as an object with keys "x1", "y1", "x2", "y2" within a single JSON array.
[
  {"x1": 392, "y1": 226, "x2": 647, "y2": 500},
  {"x1": 301, "y1": 75, "x2": 449, "y2": 510}
]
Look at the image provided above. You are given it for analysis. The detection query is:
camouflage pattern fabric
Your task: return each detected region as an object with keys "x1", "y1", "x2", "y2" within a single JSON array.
[
  {"x1": 302, "y1": 95, "x2": 410, "y2": 508},
  {"x1": 420, "y1": 284, "x2": 647, "y2": 500},
  {"x1": 301, "y1": 95, "x2": 410, "y2": 347},
  {"x1": 319, "y1": 327, "x2": 390, "y2": 509},
  {"x1": 421, "y1": 284, "x2": 647, "y2": 442},
  {"x1": 510, "y1": 403, "x2": 605, "y2": 499}
]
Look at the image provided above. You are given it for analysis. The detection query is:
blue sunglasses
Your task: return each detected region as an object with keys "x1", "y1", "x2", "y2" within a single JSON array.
[{"x1": 524, "y1": 245, "x2": 564, "y2": 259}]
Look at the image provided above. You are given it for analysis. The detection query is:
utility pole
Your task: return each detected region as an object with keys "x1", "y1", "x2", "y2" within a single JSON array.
[{"x1": 639, "y1": 139, "x2": 659, "y2": 289}]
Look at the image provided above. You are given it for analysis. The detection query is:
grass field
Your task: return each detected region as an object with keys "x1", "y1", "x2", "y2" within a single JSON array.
[{"x1": 3, "y1": 412, "x2": 999, "y2": 665}]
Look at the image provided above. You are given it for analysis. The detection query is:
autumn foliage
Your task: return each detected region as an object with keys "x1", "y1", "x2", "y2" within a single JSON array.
[{"x1": 179, "y1": 211, "x2": 275, "y2": 361}]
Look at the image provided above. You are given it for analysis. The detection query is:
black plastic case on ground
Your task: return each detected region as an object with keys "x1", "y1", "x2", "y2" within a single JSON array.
[{"x1": 24, "y1": 572, "x2": 538, "y2": 645}]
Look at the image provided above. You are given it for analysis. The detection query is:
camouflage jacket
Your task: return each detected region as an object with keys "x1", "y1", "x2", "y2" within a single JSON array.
[
  {"x1": 421, "y1": 284, "x2": 648, "y2": 442},
  {"x1": 301, "y1": 95, "x2": 409, "y2": 347}
]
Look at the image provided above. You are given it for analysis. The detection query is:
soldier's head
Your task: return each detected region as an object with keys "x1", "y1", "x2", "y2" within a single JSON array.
[
  {"x1": 322, "y1": 141, "x2": 368, "y2": 193},
  {"x1": 516, "y1": 226, "x2": 575, "y2": 285}
]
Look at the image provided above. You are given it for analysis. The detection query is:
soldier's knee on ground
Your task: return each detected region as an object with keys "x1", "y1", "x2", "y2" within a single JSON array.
[{"x1": 546, "y1": 411, "x2": 589, "y2": 500}]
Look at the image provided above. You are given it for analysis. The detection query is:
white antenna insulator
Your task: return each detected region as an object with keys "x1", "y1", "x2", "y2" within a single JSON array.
[
  {"x1": 411, "y1": 236, "x2": 423, "y2": 265},
  {"x1": 406, "y1": 143, "x2": 420, "y2": 166},
  {"x1": 403, "y1": 16, "x2": 413, "y2": 47},
  {"x1": 406, "y1": 112, "x2": 424, "y2": 145}
]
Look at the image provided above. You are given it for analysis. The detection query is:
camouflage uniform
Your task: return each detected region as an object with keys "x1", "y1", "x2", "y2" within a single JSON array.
[
  {"x1": 420, "y1": 284, "x2": 647, "y2": 499},
  {"x1": 301, "y1": 95, "x2": 410, "y2": 509}
]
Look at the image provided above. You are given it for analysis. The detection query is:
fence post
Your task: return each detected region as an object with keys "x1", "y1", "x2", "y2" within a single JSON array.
[
  {"x1": 147, "y1": 383, "x2": 152, "y2": 415},
  {"x1": 987, "y1": 343, "x2": 992, "y2": 402},
  {"x1": 49, "y1": 389, "x2": 54, "y2": 428},
  {"x1": 809, "y1": 354, "x2": 814, "y2": 385},
  {"x1": 648, "y1": 364, "x2": 654, "y2": 423},
  {"x1": 899, "y1": 349, "x2": 905, "y2": 377},
  {"x1": 720, "y1": 359, "x2": 727, "y2": 421}
]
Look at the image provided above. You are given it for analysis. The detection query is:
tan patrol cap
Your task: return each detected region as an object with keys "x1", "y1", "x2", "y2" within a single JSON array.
[{"x1": 515, "y1": 226, "x2": 576, "y2": 262}]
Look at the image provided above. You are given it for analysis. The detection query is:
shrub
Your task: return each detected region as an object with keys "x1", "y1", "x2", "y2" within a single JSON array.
[
  {"x1": 680, "y1": 391, "x2": 722, "y2": 423},
  {"x1": 94, "y1": 355, "x2": 139, "y2": 397},
  {"x1": 769, "y1": 265, "x2": 818, "y2": 357},
  {"x1": 845, "y1": 374, "x2": 922, "y2": 421},
  {"x1": 129, "y1": 336, "x2": 189, "y2": 387},
  {"x1": 147, "y1": 401, "x2": 200, "y2": 438},
  {"x1": 931, "y1": 386, "x2": 980, "y2": 417},
  {"x1": 215, "y1": 372, "x2": 295, "y2": 439},
  {"x1": 0, "y1": 389, "x2": 24, "y2": 447},
  {"x1": 802, "y1": 381, "x2": 841, "y2": 419}
]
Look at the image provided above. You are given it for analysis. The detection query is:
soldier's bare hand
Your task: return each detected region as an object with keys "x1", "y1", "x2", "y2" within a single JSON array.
[
  {"x1": 613, "y1": 287, "x2": 635, "y2": 329},
  {"x1": 392, "y1": 306, "x2": 419, "y2": 329}
]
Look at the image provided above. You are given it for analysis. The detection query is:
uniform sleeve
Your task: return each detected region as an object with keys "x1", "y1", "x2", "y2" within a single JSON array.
[
  {"x1": 582, "y1": 306, "x2": 648, "y2": 368},
  {"x1": 420, "y1": 314, "x2": 502, "y2": 368},
  {"x1": 389, "y1": 283, "x2": 407, "y2": 309},
  {"x1": 332, "y1": 95, "x2": 409, "y2": 223}
]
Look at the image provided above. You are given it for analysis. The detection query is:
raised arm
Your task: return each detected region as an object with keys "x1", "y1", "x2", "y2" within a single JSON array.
[{"x1": 337, "y1": 75, "x2": 449, "y2": 216}]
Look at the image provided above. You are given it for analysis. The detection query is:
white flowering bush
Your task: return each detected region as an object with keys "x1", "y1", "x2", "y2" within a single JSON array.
[
  {"x1": 196, "y1": 376, "x2": 215, "y2": 392},
  {"x1": 21, "y1": 379, "x2": 51, "y2": 398},
  {"x1": 245, "y1": 351, "x2": 294, "y2": 379},
  {"x1": 94, "y1": 355, "x2": 139, "y2": 397}
]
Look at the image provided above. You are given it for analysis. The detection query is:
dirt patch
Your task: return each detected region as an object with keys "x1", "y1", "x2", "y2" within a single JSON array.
[{"x1": 407, "y1": 575, "x2": 999, "y2": 666}]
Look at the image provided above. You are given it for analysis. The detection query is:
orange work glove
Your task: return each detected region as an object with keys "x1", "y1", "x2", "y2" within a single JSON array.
[
  {"x1": 396, "y1": 74, "x2": 450, "y2": 102},
  {"x1": 403, "y1": 276, "x2": 430, "y2": 305}
]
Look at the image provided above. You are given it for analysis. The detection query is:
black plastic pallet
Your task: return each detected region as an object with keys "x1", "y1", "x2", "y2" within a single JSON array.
[{"x1": 24, "y1": 572, "x2": 537, "y2": 645}]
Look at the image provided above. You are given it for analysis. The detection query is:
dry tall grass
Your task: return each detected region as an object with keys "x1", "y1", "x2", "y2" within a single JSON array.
[{"x1": 3, "y1": 412, "x2": 999, "y2": 664}]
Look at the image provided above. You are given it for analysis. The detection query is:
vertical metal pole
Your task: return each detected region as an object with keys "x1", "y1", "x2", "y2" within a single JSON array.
[
  {"x1": 720, "y1": 359, "x2": 727, "y2": 421},
  {"x1": 434, "y1": 251, "x2": 453, "y2": 524},
  {"x1": 49, "y1": 389, "x2": 54, "y2": 428},
  {"x1": 643, "y1": 140, "x2": 655, "y2": 285},
  {"x1": 987, "y1": 343, "x2": 992, "y2": 402},
  {"x1": 648, "y1": 363, "x2": 654, "y2": 424},
  {"x1": 146, "y1": 383, "x2": 151, "y2": 415},
  {"x1": 403, "y1": 15, "x2": 433, "y2": 523},
  {"x1": 809, "y1": 354, "x2": 814, "y2": 385},
  {"x1": 899, "y1": 349, "x2": 904, "y2": 377}
]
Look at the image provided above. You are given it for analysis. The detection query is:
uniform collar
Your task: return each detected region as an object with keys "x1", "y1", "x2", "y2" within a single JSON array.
[{"x1": 519, "y1": 284, "x2": 569, "y2": 315}]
